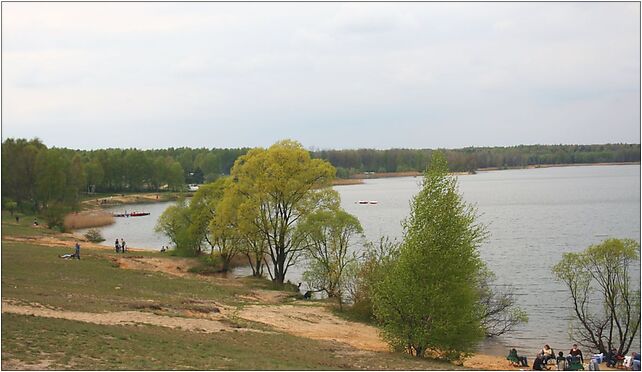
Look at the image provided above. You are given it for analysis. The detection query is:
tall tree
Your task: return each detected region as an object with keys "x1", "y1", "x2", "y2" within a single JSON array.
[
  {"x1": 552, "y1": 238, "x2": 640, "y2": 355},
  {"x1": 231, "y1": 140, "x2": 335, "y2": 285},
  {"x1": 372, "y1": 152, "x2": 486, "y2": 361}
]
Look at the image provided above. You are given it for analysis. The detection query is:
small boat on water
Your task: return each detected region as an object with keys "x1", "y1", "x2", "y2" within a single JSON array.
[
  {"x1": 113, "y1": 212, "x2": 151, "y2": 217},
  {"x1": 356, "y1": 200, "x2": 378, "y2": 205}
]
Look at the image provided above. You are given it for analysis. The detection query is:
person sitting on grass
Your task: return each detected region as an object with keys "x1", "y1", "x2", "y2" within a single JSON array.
[
  {"x1": 59, "y1": 243, "x2": 80, "y2": 260},
  {"x1": 507, "y1": 348, "x2": 528, "y2": 367},
  {"x1": 540, "y1": 345, "x2": 555, "y2": 365},
  {"x1": 533, "y1": 355, "x2": 549, "y2": 371},
  {"x1": 556, "y1": 351, "x2": 567, "y2": 371},
  {"x1": 606, "y1": 348, "x2": 620, "y2": 368},
  {"x1": 632, "y1": 352, "x2": 641, "y2": 371},
  {"x1": 568, "y1": 344, "x2": 584, "y2": 364}
]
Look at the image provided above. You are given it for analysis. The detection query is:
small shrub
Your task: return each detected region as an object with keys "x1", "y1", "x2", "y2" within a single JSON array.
[
  {"x1": 188, "y1": 254, "x2": 224, "y2": 275},
  {"x1": 84, "y1": 229, "x2": 105, "y2": 243}
]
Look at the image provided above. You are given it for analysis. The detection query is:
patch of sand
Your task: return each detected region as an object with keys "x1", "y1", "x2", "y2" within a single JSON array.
[
  {"x1": 464, "y1": 354, "x2": 522, "y2": 370},
  {"x1": 2, "y1": 300, "x2": 263, "y2": 334},
  {"x1": 2, "y1": 358, "x2": 55, "y2": 370},
  {"x1": 236, "y1": 303, "x2": 389, "y2": 352},
  {"x1": 3, "y1": 234, "x2": 135, "y2": 251},
  {"x1": 114, "y1": 256, "x2": 197, "y2": 278},
  {"x1": 236, "y1": 289, "x2": 291, "y2": 304}
]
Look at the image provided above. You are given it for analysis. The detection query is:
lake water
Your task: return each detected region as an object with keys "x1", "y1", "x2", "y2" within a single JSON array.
[{"x1": 83, "y1": 164, "x2": 641, "y2": 355}]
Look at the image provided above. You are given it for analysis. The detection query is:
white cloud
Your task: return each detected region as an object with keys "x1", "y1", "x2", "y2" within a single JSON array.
[{"x1": 2, "y1": 2, "x2": 639, "y2": 149}]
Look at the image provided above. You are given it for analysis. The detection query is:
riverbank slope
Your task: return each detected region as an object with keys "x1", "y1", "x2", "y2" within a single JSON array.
[{"x1": 2, "y1": 212, "x2": 522, "y2": 370}]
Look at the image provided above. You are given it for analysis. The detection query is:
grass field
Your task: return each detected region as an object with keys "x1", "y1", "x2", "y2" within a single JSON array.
[{"x1": 1, "y1": 211, "x2": 456, "y2": 370}]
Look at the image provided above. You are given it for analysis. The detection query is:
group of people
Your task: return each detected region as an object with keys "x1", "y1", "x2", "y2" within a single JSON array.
[
  {"x1": 114, "y1": 238, "x2": 127, "y2": 253},
  {"x1": 509, "y1": 344, "x2": 641, "y2": 371},
  {"x1": 603, "y1": 349, "x2": 641, "y2": 371}
]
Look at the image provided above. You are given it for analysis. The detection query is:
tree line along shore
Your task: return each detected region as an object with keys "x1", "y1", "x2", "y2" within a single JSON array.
[{"x1": 3, "y1": 137, "x2": 639, "y2": 230}]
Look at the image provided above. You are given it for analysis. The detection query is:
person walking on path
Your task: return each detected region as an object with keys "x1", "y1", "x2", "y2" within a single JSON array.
[{"x1": 74, "y1": 242, "x2": 81, "y2": 260}]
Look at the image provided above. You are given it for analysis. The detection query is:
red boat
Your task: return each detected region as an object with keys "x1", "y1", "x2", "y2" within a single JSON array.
[{"x1": 113, "y1": 212, "x2": 150, "y2": 217}]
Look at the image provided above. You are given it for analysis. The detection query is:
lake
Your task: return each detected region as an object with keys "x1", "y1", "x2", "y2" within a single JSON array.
[{"x1": 83, "y1": 164, "x2": 641, "y2": 354}]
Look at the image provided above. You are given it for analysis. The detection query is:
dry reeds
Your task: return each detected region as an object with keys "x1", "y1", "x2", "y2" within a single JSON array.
[{"x1": 64, "y1": 211, "x2": 115, "y2": 230}]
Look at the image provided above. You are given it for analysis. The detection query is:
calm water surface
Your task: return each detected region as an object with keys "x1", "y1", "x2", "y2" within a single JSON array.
[{"x1": 85, "y1": 165, "x2": 641, "y2": 354}]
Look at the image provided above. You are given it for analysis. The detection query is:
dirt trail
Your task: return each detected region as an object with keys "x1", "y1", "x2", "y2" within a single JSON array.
[
  {"x1": 236, "y1": 304, "x2": 388, "y2": 352},
  {"x1": 2, "y1": 300, "x2": 264, "y2": 334}
]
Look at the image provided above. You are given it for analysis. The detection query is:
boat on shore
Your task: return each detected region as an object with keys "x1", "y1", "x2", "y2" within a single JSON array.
[{"x1": 113, "y1": 212, "x2": 150, "y2": 217}]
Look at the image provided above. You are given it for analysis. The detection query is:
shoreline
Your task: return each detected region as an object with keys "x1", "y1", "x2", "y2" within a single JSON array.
[{"x1": 336, "y1": 161, "x2": 640, "y2": 181}]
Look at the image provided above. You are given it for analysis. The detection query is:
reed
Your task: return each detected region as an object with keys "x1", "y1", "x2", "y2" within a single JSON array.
[{"x1": 64, "y1": 211, "x2": 115, "y2": 230}]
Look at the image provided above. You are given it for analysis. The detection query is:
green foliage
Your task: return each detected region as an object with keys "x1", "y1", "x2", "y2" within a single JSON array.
[
  {"x1": 372, "y1": 152, "x2": 486, "y2": 361},
  {"x1": 230, "y1": 140, "x2": 336, "y2": 284},
  {"x1": 552, "y1": 238, "x2": 641, "y2": 355},
  {"x1": 155, "y1": 198, "x2": 202, "y2": 256},
  {"x1": 190, "y1": 177, "x2": 239, "y2": 271},
  {"x1": 84, "y1": 228, "x2": 105, "y2": 243},
  {"x1": 188, "y1": 254, "x2": 224, "y2": 275},
  {"x1": 4, "y1": 199, "x2": 18, "y2": 215},
  {"x1": 40, "y1": 202, "x2": 71, "y2": 232},
  {"x1": 311, "y1": 144, "x2": 641, "y2": 175},
  {"x1": 345, "y1": 236, "x2": 400, "y2": 322},
  {"x1": 298, "y1": 207, "x2": 364, "y2": 300}
]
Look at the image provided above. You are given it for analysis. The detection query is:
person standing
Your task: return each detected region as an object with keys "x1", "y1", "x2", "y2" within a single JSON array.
[
  {"x1": 74, "y1": 242, "x2": 81, "y2": 260},
  {"x1": 115, "y1": 239, "x2": 120, "y2": 253},
  {"x1": 121, "y1": 239, "x2": 126, "y2": 253}
]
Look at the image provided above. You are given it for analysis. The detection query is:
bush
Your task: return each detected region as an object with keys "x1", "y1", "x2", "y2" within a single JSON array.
[
  {"x1": 84, "y1": 229, "x2": 105, "y2": 243},
  {"x1": 41, "y1": 203, "x2": 70, "y2": 232},
  {"x1": 187, "y1": 254, "x2": 223, "y2": 275}
]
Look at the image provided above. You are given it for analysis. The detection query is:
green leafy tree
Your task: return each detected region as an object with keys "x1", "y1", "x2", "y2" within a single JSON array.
[
  {"x1": 372, "y1": 152, "x2": 486, "y2": 361},
  {"x1": 223, "y1": 184, "x2": 268, "y2": 277},
  {"x1": 298, "y1": 207, "x2": 364, "y2": 301},
  {"x1": 552, "y1": 238, "x2": 640, "y2": 355},
  {"x1": 230, "y1": 140, "x2": 335, "y2": 285},
  {"x1": 85, "y1": 159, "x2": 104, "y2": 193},
  {"x1": 35, "y1": 149, "x2": 70, "y2": 209},
  {"x1": 191, "y1": 178, "x2": 239, "y2": 271},
  {"x1": 155, "y1": 198, "x2": 201, "y2": 256},
  {"x1": 346, "y1": 236, "x2": 400, "y2": 321},
  {"x1": 4, "y1": 199, "x2": 18, "y2": 216}
]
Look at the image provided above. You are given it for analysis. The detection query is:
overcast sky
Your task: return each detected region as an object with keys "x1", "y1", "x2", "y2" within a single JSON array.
[{"x1": 2, "y1": 2, "x2": 640, "y2": 150}]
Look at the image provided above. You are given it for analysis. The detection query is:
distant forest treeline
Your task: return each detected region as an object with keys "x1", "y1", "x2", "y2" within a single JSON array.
[
  {"x1": 312, "y1": 144, "x2": 641, "y2": 177},
  {"x1": 2, "y1": 138, "x2": 639, "y2": 212}
]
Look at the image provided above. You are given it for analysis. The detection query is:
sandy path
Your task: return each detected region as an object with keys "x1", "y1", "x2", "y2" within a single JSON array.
[
  {"x1": 236, "y1": 303, "x2": 389, "y2": 352},
  {"x1": 115, "y1": 256, "x2": 197, "y2": 278},
  {"x1": 2, "y1": 300, "x2": 263, "y2": 334}
]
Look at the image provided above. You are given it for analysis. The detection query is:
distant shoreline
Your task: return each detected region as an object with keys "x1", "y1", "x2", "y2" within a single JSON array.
[{"x1": 334, "y1": 161, "x2": 640, "y2": 183}]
